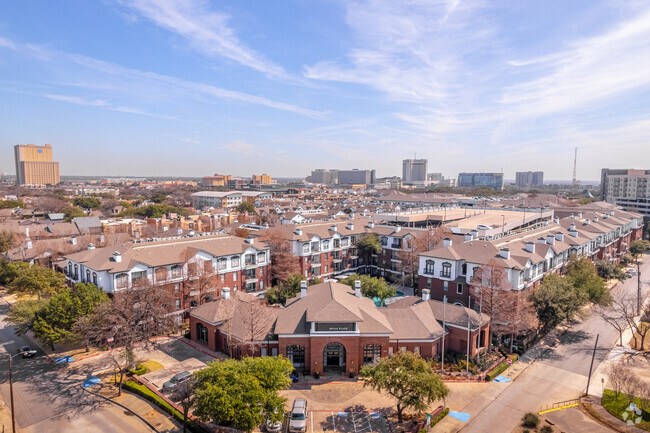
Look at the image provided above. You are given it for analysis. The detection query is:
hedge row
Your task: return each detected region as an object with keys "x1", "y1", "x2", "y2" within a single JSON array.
[
  {"x1": 430, "y1": 408, "x2": 450, "y2": 427},
  {"x1": 129, "y1": 365, "x2": 147, "y2": 376},
  {"x1": 122, "y1": 380, "x2": 207, "y2": 433},
  {"x1": 485, "y1": 354, "x2": 518, "y2": 382}
]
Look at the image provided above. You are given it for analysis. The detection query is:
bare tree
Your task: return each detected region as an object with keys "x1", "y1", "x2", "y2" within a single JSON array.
[
  {"x1": 593, "y1": 292, "x2": 630, "y2": 346},
  {"x1": 240, "y1": 298, "x2": 275, "y2": 357},
  {"x1": 396, "y1": 227, "x2": 444, "y2": 289},
  {"x1": 172, "y1": 378, "x2": 198, "y2": 433},
  {"x1": 606, "y1": 363, "x2": 634, "y2": 397},
  {"x1": 180, "y1": 248, "x2": 219, "y2": 306},
  {"x1": 500, "y1": 290, "x2": 537, "y2": 353},
  {"x1": 260, "y1": 228, "x2": 300, "y2": 285},
  {"x1": 33, "y1": 196, "x2": 69, "y2": 213},
  {"x1": 604, "y1": 290, "x2": 650, "y2": 350}
]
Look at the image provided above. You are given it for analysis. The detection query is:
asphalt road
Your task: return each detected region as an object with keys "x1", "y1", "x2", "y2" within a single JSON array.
[
  {"x1": 460, "y1": 258, "x2": 650, "y2": 433},
  {"x1": 0, "y1": 297, "x2": 170, "y2": 433}
]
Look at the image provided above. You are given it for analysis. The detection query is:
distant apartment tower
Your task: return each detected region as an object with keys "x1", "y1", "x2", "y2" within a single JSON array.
[
  {"x1": 252, "y1": 174, "x2": 272, "y2": 185},
  {"x1": 601, "y1": 168, "x2": 650, "y2": 216},
  {"x1": 338, "y1": 169, "x2": 376, "y2": 186},
  {"x1": 309, "y1": 169, "x2": 338, "y2": 185},
  {"x1": 402, "y1": 159, "x2": 428, "y2": 185},
  {"x1": 515, "y1": 171, "x2": 544, "y2": 188},
  {"x1": 14, "y1": 144, "x2": 60, "y2": 186},
  {"x1": 201, "y1": 173, "x2": 232, "y2": 187},
  {"x1": 458, "y1": 172, "x2": 504, "y2": 190}
]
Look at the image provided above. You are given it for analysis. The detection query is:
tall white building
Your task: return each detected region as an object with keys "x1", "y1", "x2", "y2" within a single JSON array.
[
  {"x1": 601, "y1": 169, "x2": 650, "y2": 216},
  {"x1": 402, "y1": 159, "x2": 428, "y2": 185}
]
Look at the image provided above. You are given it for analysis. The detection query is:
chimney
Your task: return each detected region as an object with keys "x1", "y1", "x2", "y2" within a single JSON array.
[
  {"x1": 546, "y1": 235, "x2": 555, "y2": 245},
  {"x1": 584, "y1": 219, "x2": 590, "y2": 225},
  {"x1": 295, "y1": 228, "x2": 303, "y2": 236},
  {"x1": 177, "y1": 227, "x2": 183, "y2": 236},
  {"x1": 464, "y1": 232, "x2": 473, "y2": 241},
  {"x1": 113, "y1": 251, "x2": 122, "y2": 262},
  {"x1": 570, "y1": 223, "x2": 576, "y2": 231},
  {"x1": 500, "y1": 247, "x2": 510, "y2": 260},
  {"x1": 88, "y1": 243, "x2": 95, "y2": 250},
  {"x1": 537, "y1": 237, "x2": 546, "y2": 244},
  {"x1": 610, "y1": 210, "x2": 615, "y2": 216},
  {"x1": 245, "y1": 237, "x2": 254, "y2": 244},
  {"x1": 70, "y1": 236, "x2": 77, "y2": 245},
  {"x1": 100, "y1": 233, "x2": 105, "y2": 243},
  {"x1": 354, "y1": 280, "x2": 362, "y2": 298},
  {"x1": 189, "y1": 230, "x2": 195, "y2": 236},
  {"x1": 443, "y1": 237, "x2": 452, "y2": 247},
  {"x1": 163, "y1": 225, "x2": 169, "y2": 232},
  {"x1": 347, "y1": 223, "x2": 354, "y2": 230},
  {"x1": 569, "y1": 226, "x2": 579, "y2": 237},
  {"x1": 555, "y1": 232, "x2": 564, "y2": 242},
  {"x1": 300, "y1": 281, "x2": 308, "y2": 298},
  {"x1": 26, "y1": 238, "x2": 32, "y2": 249},
  {"x1": 394, "y1": 226, "x2": 401, "y2": 233},
  {"x1": 134, "y1": 231, "x2": 140, "y2": 239},
  {"x1": 367, "y1": 221, "x2": 375, "y2": 228},
  {"x1": 471, "y1": 229, "x2": 479, "y2": 239},
  {"x1": 422, "y1": 289, "x2": 431, "y2": 301},
  {"x1": 525, "y1": 241, "x2": 535, "y2": 253},
  {"x1": 222, "y1": 287, "x2": 230, "y2": 299},
  {"x1": 553, "y1": 217, "x2": 559, "y2": 224},
  {"x1": 578, "y1": 212, "x2": 583, "y2": 218},
  {"x1": 330, "y1": 225, "x2": 338, "y2": 232},
  {"x1": 25, "y1": 227, "x2": 29, "y2": 237},
  {"x1": 593, "y1": 216, "x2": 599, "y2": 223}
]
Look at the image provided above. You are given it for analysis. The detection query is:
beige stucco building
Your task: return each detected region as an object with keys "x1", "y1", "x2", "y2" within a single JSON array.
[{"x1": 14, "y1": 143, "x2": 60, "y2": 186}]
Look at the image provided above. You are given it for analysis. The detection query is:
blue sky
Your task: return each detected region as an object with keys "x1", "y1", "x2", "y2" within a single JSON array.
[{"x1": 1, "y1": 0, "x2": 649, "y2": 180}]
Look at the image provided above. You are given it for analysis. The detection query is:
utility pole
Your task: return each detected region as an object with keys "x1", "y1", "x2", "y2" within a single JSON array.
[
  {"x1": 585, "y1": 334, "x2": 600, "y2": 396},
  {"x1": 441, "y1": 295, "x2": 446, "y2": 372},
  {"x1": 466, "y1": 295, "x2": 471, "y2": 373},
  {"x1": 8, "y1": 354, "x2": 17, "y2": 433},
  {"x1": 637, "y1": 258, "x2": 642, "y2": 316}
]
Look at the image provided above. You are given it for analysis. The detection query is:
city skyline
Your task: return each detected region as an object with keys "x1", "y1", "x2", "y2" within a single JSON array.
[{"x1": 2, "y1": 1, "x2": 650, "y2": 180}]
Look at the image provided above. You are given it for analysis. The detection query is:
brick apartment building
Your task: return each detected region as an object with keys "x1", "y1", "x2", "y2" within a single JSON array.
[
  {"x1": 64, "y1": 234, "x2": 271, "y2": 321},
  {"x1": 190, "y1": 281, "x2": 489, "y2": 374}
]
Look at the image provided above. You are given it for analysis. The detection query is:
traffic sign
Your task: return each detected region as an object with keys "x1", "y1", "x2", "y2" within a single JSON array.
[{"x1": 507, "y1": 359, "x2": 512, "y2": 365}]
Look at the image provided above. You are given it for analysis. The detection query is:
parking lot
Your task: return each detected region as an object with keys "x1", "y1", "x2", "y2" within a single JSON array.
[{"x1": 308, "y1": 411, "x2": 389, "y2": 433}]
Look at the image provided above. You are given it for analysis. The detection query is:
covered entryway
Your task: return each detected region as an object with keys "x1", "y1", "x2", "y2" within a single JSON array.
[{"x1": 323, "y1": 342, "x2": 346, "y2": 370}]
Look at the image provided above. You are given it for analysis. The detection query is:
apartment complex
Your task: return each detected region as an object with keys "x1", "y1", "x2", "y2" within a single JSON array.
[
  {"x1": 515, "y1": 171, "x2": 544, "y2": 189},
  {"x1": 201, "y1": 174, "x2": 232, "y2": 187},
  {"x1": 252, "y1": 174, "x2": 273, "y2": 185},
  {"x1": 458, "y1": 172, "x2": 504, "y2": 190},
  {"x1": 601, "y1": 169, "x2": 650, "y2": 216},
  {"x1": 338, "y1": 169, "x2": 376, "y2": 186},
  {"x1": 402, "y1": 159, "x2": 428, "y2": 185},
  {"x1": 309, "y1": 169, "x2": 339, "y2": 185},
  {"x1": 189, "y1": 281, "x2": 489, "y2": 373},
  {"x1": 64, "y1": 234, "x2": 272, "y2": 320},
  {"x1": 14, "y1": 143, "x2": 60, "y2": 186},
  {"x1": 418, "y1": 209, "x2": 643, "y2": 306},
  {"x1": 191, "y1": 191, "x2": 243, "y2": 209}
]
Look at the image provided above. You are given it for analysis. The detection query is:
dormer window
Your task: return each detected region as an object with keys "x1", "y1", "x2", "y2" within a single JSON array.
[
  {"x1": 231, "y1": 256, "x2": 240, "y2": 267},
  {"x1": 303, "y1": 243, "x2": 310, "y2": 254},
  {"x1": 381, "y1": 237, "x2": 388, "y2": 246}
]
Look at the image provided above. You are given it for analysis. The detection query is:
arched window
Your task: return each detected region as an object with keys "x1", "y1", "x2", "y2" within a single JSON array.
[
  {"x1": 67, "y1": 262, "x2": 72, "y2": 276},
  {"x1": 196, "y1": 323, "x2": 208, "y2": 344},
  {"x1": 116, "y1": 273, "x2": 128, "y2": 288},
  {"x1": 425, "y1": 260, "x2": 435, "y2": 275},
  {"x1": 441, "y1": 262, "x2": 452, "y2": 278},
  {"x1": 363, "y1": 344, "x2": 381, "y2": 364},
  {"x1": 86, "y1": 269, "x2": 90, "y2": 282},
  {"x1": 380, "y1": 237, "x2": 388, "y2": 246},
  {"x1": 92, "y1": 273, "x2": 97, "y2": 286},
  {"x1": 171, "y1": 265, "x2": 182, "y2": 279},
  {"x1": 73, "y1": 264, "x2": 79, "y2": 280},
  {"x1": 286, "y1": 345, "x2": 305, "y2": 367}
]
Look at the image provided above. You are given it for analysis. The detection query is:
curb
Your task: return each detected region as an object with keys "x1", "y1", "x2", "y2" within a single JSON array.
[{"x1": 82, "y1": 385, "x2": 163, "y2": 433}]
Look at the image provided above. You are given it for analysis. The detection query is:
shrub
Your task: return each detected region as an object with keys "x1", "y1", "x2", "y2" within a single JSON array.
[
  {"x1": 485, "y1": 355, "x2": 517, "y2": 381},
  {"x1": 122, "y1": 380, "x2": 207, "y2": 433},
  {"x1": 540, "y1": 425, "x2": 553, "y2": 433},
  {"x1": 429, "y1": 408, "x2": 449, "y2": 427},
  {"x1": 129, "y1": 364, "x2": 147, "y2": 375},
  {"x1": 522, "y1": 412, "x2": 539, "y2": 428}
]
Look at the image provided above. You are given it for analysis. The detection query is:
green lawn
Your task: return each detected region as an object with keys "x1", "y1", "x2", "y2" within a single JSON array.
[
  {"x1": 601, "y1": 389, "x2": 650, "y2": 430},
  {"x1": 140, "y1": 360, "x2": 164, "y2": 372}
]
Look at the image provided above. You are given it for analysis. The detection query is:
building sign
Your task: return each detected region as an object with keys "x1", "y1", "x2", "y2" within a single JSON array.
[{"x1": 315, "y1": 322, "x2": 354, "y2": 332}]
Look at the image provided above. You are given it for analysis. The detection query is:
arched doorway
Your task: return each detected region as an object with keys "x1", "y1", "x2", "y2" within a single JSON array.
[{"x1": 323, "y1": 342, "x2": 346, "y2": 371}]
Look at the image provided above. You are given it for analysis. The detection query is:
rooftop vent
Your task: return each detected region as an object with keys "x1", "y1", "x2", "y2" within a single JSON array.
[
  {"x1": 422, "y1": 289, "x2": 431, "y2": 301},
  {"x1": 500, "y1": 247, "x2": 511, "y2": 260},
  {"x1": 300, "y1": 281, "x2": 308, "y2": 298},
  {"x1": 113, "y1": 251, "x2": 122, "y2": 263},
  {"x1": 443, "y1": 237, "x2": 452, "y2": 247},
  {"x1": 354, "y1": 280, "x2": 361, "y2": 298}
]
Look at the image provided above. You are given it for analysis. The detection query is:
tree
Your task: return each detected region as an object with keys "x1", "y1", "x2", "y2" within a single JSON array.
[
  {"x1": 32, "y1": 196, "x2": 68, "y2": 213},
  {"x1": 63, "y1": 206, "x2": 86, "y2": 222},
  {"x1": 606, "y1": 362, "x2": 635, "y2": 397},
  {"x1": 0, "y1": 230, "x2": 15, "y2": 253},
  {"x1": 240, "y1": 297, "x2": 276, "y2": 356},
  {"x1": 75, "y1": 281, "x2": 179, "y2": 395},
  {"x1": 193, "y1": 356, "x2": 292, "y2": 433},
  {"x1": 593, "y1": 292, "x2": 629, "y2": 346},
  {"x1": 565, "y1": 256, "x2": 610, "y2": 305},
  {"x1": 180, "y1": 249, "x2": 218, "y2": 306},
  {"x1": 0, "y1": 260, "x2": 30, "y2": 285},
  {"x1": 470, "y1": 259, "x2": 512, "y2": 351},
  {"x1": 396, "y1": 227, "x2": 444, "y2": 289},
  {"x1": 359, "y1": 351, "x2": 449, "y2": 423},
  {"x1": 265, "y1": 274, "x2": 306, "y2": 305},
  {"x1": 8, "y1": 263, "x2": 67, "y2": 299},
  {"x1": 530, "y1": 274, "x2": 587, "y2": 331},
  {"x1": 341, "y1": 274, "x2": 396, "y2": 303},
  {"x1": 261, "y1": 229, "x2": 300, "y2": 285},
  {"x1": 234, "y1": 202, "x2": 256, "y2": 214},
  {"x1": 630, "y1": 240, "x2": 650, "y2": 315},
  {"x1": 500, "y1": 290, "x2": 537, "y2": 353},
  {"x1": 73, "y1": 196, "x2": 101, "y2": 210},
  {"x1": 0, "y1": 199, "x2": 24, "y2": 209},
  {"x1": 172, "y1": 378, "x2": 198, "y2": 433},
  {"x1": 356, "y1": 234, "x2": 382, "y2": 271},
  {"x1": 4, "y1": 299, "x2": 47, "y2": 335},
  {"x1": 233, "y1": 227, "x2": 251, "y2": 238},
  {"x1": 595, "y1": 260, "x2": 626, "y2": 281}
]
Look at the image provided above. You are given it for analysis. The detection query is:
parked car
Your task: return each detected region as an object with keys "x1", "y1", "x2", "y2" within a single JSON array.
[
  {"x1": 162, "y1": 371, "x2": 192, "y2": 392},
  {"x1": 266, "y1": 411, "x2": 283, "y2": 433},
  {"x1": 477, "y1": 224, "x2": 493, "y2": 230},
  {"x1": 289, "y1": 399, "x2": 308, "y2": 433},
  {"x1": 16, "y1": 346, "x2": 37, "y2": 358}
]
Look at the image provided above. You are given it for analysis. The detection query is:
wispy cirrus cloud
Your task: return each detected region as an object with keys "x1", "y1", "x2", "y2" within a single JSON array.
[{"x1": 118, "y1": 0, "x2": 288, "y2": 79}]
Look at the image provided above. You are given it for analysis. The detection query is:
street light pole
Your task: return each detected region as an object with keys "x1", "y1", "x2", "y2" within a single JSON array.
[{"x1": 8, "y1": 353, "x2": 18, "y2": 433}]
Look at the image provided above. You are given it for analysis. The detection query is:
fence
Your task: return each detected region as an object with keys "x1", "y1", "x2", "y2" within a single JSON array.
[{"x1": 538, "y1": 398, "x2": 581, "y2": 414}]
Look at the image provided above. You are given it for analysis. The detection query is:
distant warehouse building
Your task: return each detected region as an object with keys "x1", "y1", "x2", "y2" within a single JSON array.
[
  {"x1": 458, "y1": 172, "x2": 504, "y2": 191},
  {"x1": 191, "y1": 191, "x2": 242, "y2": 209}
]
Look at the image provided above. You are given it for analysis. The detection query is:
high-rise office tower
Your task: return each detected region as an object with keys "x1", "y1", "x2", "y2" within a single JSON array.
[
  {"x1": 402, "y1": 159, "x2": 428, "y2": 185},
  {"x1": 14, "y1": 144, "x2": 60, "y2": 186}
]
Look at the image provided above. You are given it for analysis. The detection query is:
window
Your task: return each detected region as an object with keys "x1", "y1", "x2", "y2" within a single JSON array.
[
  {"x1": 302, "y1": 243, "x2": 310, "y2": 254},
  {"x1": 323, "y1": 240, "x2": 330, "y2": 250},
  {"x1": 461, "y1": 263, "x2": 468, "y2": 275},
  {"x1": 286, "y1": 345, "x2": 305, "y2": 367},
  {"x1": 221, "y1": 274, "x2": 225, "y2": 283},
  {"x1": 311, "y1": 241, "x2": 320, "y2": 252},
  {"x1": 333, "y1": 239, "x2": 340, "y2": 248},
  {"x1": 414, "y1": 346, "x2": 421, "y2": 355},
  {"x1": 341, "y1": 237, "x2": 349, "y2": 247},
  {"x1": 175, "y1": 299, "x2": 181, "y2": 309},
  {"x1": 116, "y1": 273, "x2": 128, "y2": 288},
  {"x1": 333, "y1": 250, "x2": 340, "y2": 259},
  {"x1": 203, "y1": 260, "x2": 213, "y2": 273},
  {"x1": 196, "y1": 323, "x2": 208, "y2": 344},
  {"x1": 427, "y1": 278, "x2": 432, "y2": 289},
  {"x1": 92, "y1": 273, "x2": 97, "y2": 286},
  {"x1": 388, "y1": 347, "x2": 394, "y2": 356},
  {"x1": 171, "y1": 265, "x2": 182, "y2": 279},
  {"x1": 132, "y1": 270, "x2": 147, "y2": 282},
  {"x1": 174, "y1": 283, "x2": 180, "y2": 293},
  {"x1": 441, "y1": 262, "x2": 452, "y2": 278},
  {"x1": 381, "y1": 237, "x2": 388, "y2": 246},
  {"x1": 457, "y1": 283, "x2": 464, "y2": 295},
  {"x1": 363, "y1": 344, "x2": 381, "y2": 364},
  {"x1": 86, "y1": 269, "x2": 90, "y2": 282},
  {"x1": 246, "y1": 268, "x2": 256, "y2": 279},
  {"x1": 443, "y1": 281, "x2": 448, "y2": 291},
  {"x1": 245, "y1": 254, "x2": 255, "y2": 265},
  {"x1": 231, "y1": 256, "x2": 240, "y2": 267},
  {"x1": 425, "y1": 260, "x2": 435, "y2": 275},
  {"x1": 245, "y1": 282, "x2": 256, "y2": 292},
  {"x1": 325, "y1": 265, "x2": 328, "y2": 272},
  {"x1": 257, "y1": 252, "x2": 266, "y2": 263},
  {"x1": 233, "y1": 272, "x2": 237, "y2": 281},
  {"x1": 67, "y1": 262, "x2": 72, "y2": 276},
  {"x1": 74, "y1": 264, "x2": 79, "y2": 280},
  {"x1": 217, "y1": 258, "x2": 227, "y2": 271},
  {"x1": 260, "y1": 267, "x2": 264, "y2": 277}
]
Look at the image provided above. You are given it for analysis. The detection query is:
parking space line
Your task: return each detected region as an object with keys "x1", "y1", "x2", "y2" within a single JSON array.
[
  {"x1": 367, "y1": 413, "x2": 372, "y2": 433},
  {"x1": 332, "y1": 411, "x2": 336, "y2": 431},
  {"x1": 311, "y1": 411, "x2": 314, "y2": 433}
]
